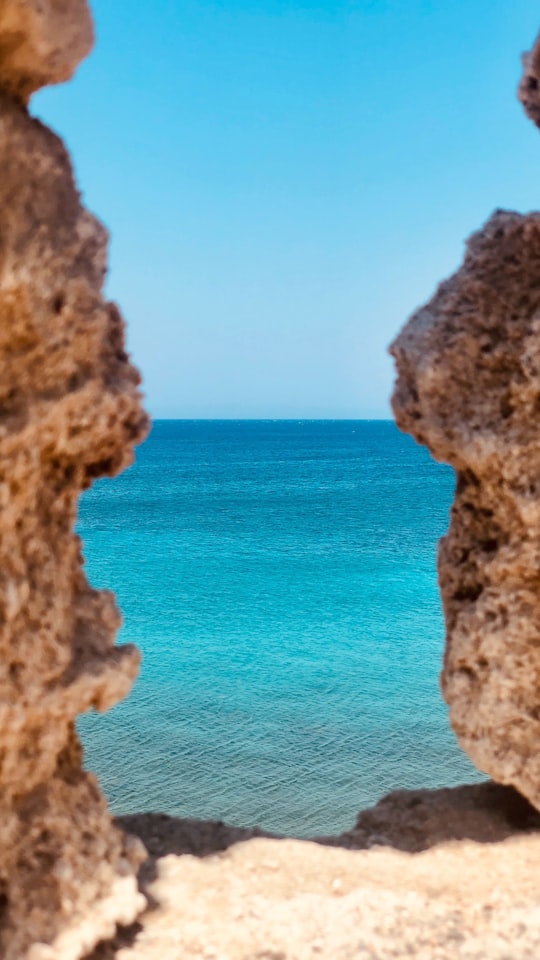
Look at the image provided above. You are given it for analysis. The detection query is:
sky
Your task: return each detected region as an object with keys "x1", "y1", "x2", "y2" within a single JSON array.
[{"x1": 33, "y1": 0, "x2": 540, "y2": 419}]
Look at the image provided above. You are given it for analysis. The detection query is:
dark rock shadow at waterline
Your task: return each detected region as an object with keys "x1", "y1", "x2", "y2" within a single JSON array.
[{"x1": 115, "y1": 779, "x2": 540, "y2": 870}]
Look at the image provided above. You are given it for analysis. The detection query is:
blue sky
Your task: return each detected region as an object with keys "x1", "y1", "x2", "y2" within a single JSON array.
[{"x1": 34, "y1": 0, "x2": 540, "y2": 418}]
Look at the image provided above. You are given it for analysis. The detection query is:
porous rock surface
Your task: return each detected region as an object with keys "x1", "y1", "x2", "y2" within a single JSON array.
[
  {"x1": 87, "y1": 783, "x2": 540, "y2": 960},
  {"x1": 0, "y1": 2, "x2": 148, "y2": 958},
  {"x1": 390, "y1": 209, "x2": 540, "y2": 810},
  {"x1": 6, "y1": 2, "x2": 540, "y2": 957},
  {"x1": 0, "y1": 0, "x2": 93, "y2": 102},
  {"x1": 518, "y1": 29, "x2": 540, "y2": 127}
]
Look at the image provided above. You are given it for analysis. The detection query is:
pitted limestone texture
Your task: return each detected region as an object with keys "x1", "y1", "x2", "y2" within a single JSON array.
[
  {"x1": 519, "y1": 29, "x2": 540, "y2": 128},
  {"x1": 391, "y1": 209, "x2": 540, "y2": 812},
  {"x1": 0, "y1": 2, "x2": 148, "y2": 957},
  {"x1": 0, "y1": 0, "x2": 93, "y2": 102}
]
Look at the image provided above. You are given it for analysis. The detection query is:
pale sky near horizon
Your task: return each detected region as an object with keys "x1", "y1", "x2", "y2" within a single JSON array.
[{"x1": 34, "y1": 0, "x2": 540, "y2": 419}]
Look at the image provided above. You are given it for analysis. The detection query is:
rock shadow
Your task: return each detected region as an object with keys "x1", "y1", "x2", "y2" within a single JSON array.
[
  {"x1": 116, "y1": 779, "x2": 540, "y2": 866},
  {"x1": 318, "y1": 780, "x2": 540, "y2": 853}
]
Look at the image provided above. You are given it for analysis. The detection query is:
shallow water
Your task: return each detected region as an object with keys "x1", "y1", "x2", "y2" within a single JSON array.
[{"x1": 78, "y1": 420, "x2": 483, "y2": 837}]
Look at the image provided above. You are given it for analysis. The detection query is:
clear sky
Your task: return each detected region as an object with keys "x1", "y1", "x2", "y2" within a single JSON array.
[{"x1": 34, "y1": 0, "x2": 540, "y2": 419}]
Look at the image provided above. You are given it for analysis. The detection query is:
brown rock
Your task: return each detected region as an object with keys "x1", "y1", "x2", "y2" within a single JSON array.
[
  {"x1": 390, "y1": 209, "x2": 540, "y2": 811},
  {"x1": 127, "y1": 834, "x2": 540, "y2": 960},
  {"x1": 326, "y1": 780, "x2": 540, "y2": 852},
  {"x1": 518, "y1": 30, "x2": 540, "y2": 128},
  {"x1": 0, "y1": 15, "x2": 148, "y2": 960},
  {"x1": 0, "y1": 0, "x2": 93, "y2": 102},
  {"x1": 87, "y1": 784, "x2": 540, "y2": 960}
]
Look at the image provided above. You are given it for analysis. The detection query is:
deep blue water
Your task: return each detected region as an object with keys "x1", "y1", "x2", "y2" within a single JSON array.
[{"x1": 77, "y1": 420, "x2": 483, "y2": 837}]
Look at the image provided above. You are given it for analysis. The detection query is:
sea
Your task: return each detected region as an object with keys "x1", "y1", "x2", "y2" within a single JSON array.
[{"x1": 77, "y1": 419, "x2": 483, "y2": 838}]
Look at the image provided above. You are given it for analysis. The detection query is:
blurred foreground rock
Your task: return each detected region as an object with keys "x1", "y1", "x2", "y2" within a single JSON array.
[
  {"x1": 0, "y1": 0, "x2": 93, "y2": 102},
  {"x1": 85, "y1": 783, "x2": 540, "y2": 960},
  {"x1": 519, "y1": 28, "x2": 540, "y2": 127},
  {"x1": 0, "y1": 1, "x2": 148, "y2": 957}
]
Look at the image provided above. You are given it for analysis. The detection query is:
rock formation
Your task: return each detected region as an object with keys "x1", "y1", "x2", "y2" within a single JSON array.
[
  {"x1": 3, "y1": 0, "x2": 540, "y2": 955},
  {"x1": 0, "y1": 2, "x2": 149, "y2": 957},
  {"x1": 518, "y1": 29, "x2": 540, "y2": 127},
  {"x1": 0, "y1": 0, "x2": 94, "y2": 103},
  {"x1": 390, "y1": 54, "x2": 540, "y2": 808},
  {"x1": 88, "y1": 784, "x2": 540, "y2": 960}
]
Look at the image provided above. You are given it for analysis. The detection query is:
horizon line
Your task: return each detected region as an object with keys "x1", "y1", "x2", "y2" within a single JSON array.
[{"x1": 150, "y1": 416, "x2": 395, "y2": 422}]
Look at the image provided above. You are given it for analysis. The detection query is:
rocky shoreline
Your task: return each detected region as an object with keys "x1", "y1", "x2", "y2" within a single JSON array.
[
  {"x1": 2, "y1": 1, "x2": 540, "y2": 957},
  {"x1": 88, "y1": 782, "x2": 540, "y2": 959}
]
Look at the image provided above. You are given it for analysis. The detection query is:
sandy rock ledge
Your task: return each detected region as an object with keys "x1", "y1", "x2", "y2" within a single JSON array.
[{"x1": 85, "y1": 783, "x2": 540, "y2": 960}]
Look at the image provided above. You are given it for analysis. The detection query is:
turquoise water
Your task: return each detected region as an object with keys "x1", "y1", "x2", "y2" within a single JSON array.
[{"x1": 78, "y1": 420, "x2": 483, "y2": 837}]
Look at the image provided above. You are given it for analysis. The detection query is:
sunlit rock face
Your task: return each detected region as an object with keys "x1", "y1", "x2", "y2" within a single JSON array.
[
  {"x1": 390, "y1": 208, "x2": 540, "y2": 811},
  {"x1": 0, "y1": 2, "x2": 149, "y2": 957},
  {"x1": 389, "y1": 24, "x2": 540, "y2": 819},
  {"x1": 0, "y1": 0, "x2": 94, "y2": 102}
]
